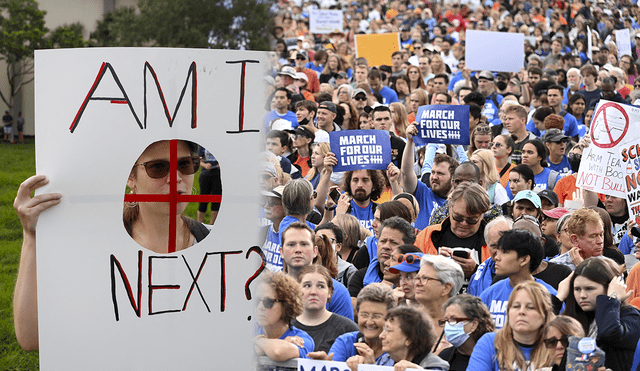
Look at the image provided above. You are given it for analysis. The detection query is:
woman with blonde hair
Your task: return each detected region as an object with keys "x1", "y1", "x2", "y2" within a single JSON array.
[
  {"x1": 429, "y1": 55, "x2": 447, "y2": 76},
  {"x1": 306, "y1": 143, "x2": 331, "y2": 189},
  {"x1": 389, "y1": 102, "x2": 410, "y2": 138},
  {"x1": 467, "y1": 281, "x2": 554, "y2": 371},
  {"x1": 406, "y1": 89, "x2": 429, "y2": 124},
  {"x1": 470, "y1": 149, "x2": 509, "y2": 205},
  {"x1": 332, "y1": 213, "x2": 370, "y2": 265}
]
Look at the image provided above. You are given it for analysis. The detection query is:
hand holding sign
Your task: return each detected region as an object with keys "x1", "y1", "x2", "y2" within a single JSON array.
[
  {"x1": 14, "y1": 175, "x2": 62, "y2": 236},
  {"x1": 413, "y1": 105, "x2": 470, "y2": 146}
]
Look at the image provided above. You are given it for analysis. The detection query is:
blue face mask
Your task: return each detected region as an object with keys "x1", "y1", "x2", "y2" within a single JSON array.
[{"x1": 444, "y1": 321, "x2": 470, "y2": 348}]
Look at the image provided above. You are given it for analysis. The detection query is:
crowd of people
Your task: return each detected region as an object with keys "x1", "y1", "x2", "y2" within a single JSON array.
[{"x1": 255, "y1": 0, "x2": 640, "y2": 369}]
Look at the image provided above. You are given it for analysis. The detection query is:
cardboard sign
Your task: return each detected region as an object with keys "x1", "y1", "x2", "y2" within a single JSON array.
[
  {"x1": 354, "y1": 33, "x2": 400, "y2": 67},
  {"x1": 35, "y1": 48, "x2": 265, "y2": 369},
  {"x1": 615, "y1": 29, "x2": 632, "y2": 59},
  {"x1": 310, "y1": 9, "x2": 344, "y2": 34},
  {"x1": 465, "y1": 30, "x2": 524, "y2": 72},
  {"x1": 413, "y1": 105, "x2": 470, "y2": 146},
  {"x1": 298, "y1": 358, "x2": 351, "y2": 371},
  {"x1": 329, "y1": 130, "x2": 391, "y2": 172},
  {"x1": 576, "y1": 101, "x2": 640, "y2": 198}
]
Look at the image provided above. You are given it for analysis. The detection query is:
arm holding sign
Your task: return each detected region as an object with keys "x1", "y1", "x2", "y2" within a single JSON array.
[
  {"x1": 314, "y1": 152, "x2": 337, "y2": 213},
  {"x1": 401, "y1": 123, "x2": 419, "y2": 195},
  {"x1": 387, "y1": 163, "x2": 402, "y2": 198},
  {"x1": 13, "y1": 175, "x2": 62, "y2": 351}
]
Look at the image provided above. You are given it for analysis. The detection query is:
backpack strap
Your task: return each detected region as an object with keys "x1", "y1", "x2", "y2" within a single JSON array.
[{"x1": 547, "y1": 170, "x2": 559, "y2": 190}]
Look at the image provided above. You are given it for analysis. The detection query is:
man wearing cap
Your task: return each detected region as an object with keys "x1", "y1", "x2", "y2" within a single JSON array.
[
  {"x1": 288, "y1": 125, "x2": 315, "y2": 178},
  {"x1": 295, "y1": 50, "x2": 320, "y2": 93},
  {"x1": 316, "y1": 101, "x2": 341, "y2": 132},
  {"x1": 512, "y1": 190, "x2": 543, "y2": 220},
  {"x1": 351, "y1": 88, "x2": 368, "y2": 116},
  {"x1": 536, "y1": 36, "x2": 552, "y2": 57},
  {"x1": 367, "y1": 69, "x2": 398, "y2": 104},
  {"x1": 260, "y1": 185, "x2": 287, "y2": 271},
  {"x1": 371, "y1": 106, "x2": 405, "y2": 168},
  {"x1": 476, "y1": 71, "x2": 503, "y2": 122},
  {"x1": 335, "y1": 72, "x2": 351, "y2": 88},
  {"x1": 543, "y1": 129, "x2": 571, "y2": 175},
  {"x1": 278, "y1": 65, "x2": 300, "y2": 94},
  {"x1": 538, "y1": 189, "x2": 559, "y2": 211},
  {"x1": 263, "y1": 87, "x2": 299, "y2": 132},
  {"x1": 541, "y1": 207, "x2": 569, "y2": 242}
]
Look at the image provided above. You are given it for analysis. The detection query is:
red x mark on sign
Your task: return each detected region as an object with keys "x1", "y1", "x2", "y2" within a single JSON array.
[{"x1": 124, "y1": 140, "x2": 221, "y2": 253}]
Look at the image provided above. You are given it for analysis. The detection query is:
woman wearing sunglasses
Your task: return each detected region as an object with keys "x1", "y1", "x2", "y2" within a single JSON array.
[
  {"x1": 438, "y1": 294, "x2": 495, "y2": 371},
  {"x1": 254, "y1": 271, "x2": 315, "y2": 361},
  {"x1": 385, "y1": 248, "x2": 423, "y2": 308},
  {"x1": 543, "y1": 315, "x2": 585, "y2": 369},
  {"x1": 13, "y1": 139, "x2": 206, "y2": 350}
]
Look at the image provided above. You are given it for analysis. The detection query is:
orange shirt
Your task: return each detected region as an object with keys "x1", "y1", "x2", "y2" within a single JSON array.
[
  {"x1": 294, "y1": 155, "x2": 311, "y2": 178},
  {"x1": 497, "y1": 163, "x2": 515, "y2": 189}
]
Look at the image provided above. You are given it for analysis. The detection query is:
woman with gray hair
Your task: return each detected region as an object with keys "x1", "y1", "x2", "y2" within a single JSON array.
[
  {"x1": 308, "y1": 283, "x2": 396, "y2": 366},
  {"x1": 278, "y1": 178, "x2": 317, "y2": 239},
  {"x1": 414, "y1": 254, "x2": 464, "y2": 353}
]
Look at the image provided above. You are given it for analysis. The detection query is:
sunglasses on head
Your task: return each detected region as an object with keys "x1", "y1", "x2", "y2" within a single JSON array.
[
  {"x1": 514, "y1": 214, "x2": 541, "y2": 226},
  {"x1": 396, "y1": 253, "x2": 421, "y2": 264},
  {"x1": 256, "y1": 297, "x2": 280, "y2": 309},
  {"x1": 544, "y1": 336, "x2": 569, "y2": 349},
  {"x1": 135, "y1": 156, "x2": 200, "y2": 179},
  {"x1": 475, "y1": 126, "x2": 492, "y2": 134}
]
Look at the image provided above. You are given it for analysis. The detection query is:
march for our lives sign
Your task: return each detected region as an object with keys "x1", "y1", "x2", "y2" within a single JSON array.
[
  {"x1": 329, "y1": 130, "x2": 391, "y2": 172},
  {"x1": 413, "y1": 105, "x2": 470, "y2": 146}
]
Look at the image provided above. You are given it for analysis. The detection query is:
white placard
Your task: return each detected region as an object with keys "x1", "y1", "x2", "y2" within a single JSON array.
[
  {"x1": 35, "y1": 48, "x2": 265, "y2": 369},
  {"x1": 465, "y1": 30, "x2": 524, "y2": 72},
  {"x1": 615, "y1": 29, "x2": 632, "y2": 59},
  {"x1": 310, "y1": 9, "x2": 344, "y2": 34},
  {"x1": 298, "y1": 358, "x2": 351, "y2": 371}
]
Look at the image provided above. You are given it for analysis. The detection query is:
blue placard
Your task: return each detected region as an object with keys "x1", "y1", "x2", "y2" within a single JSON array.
[
  {"x1": 329, "y1": 130, "x2": 391, "y2": 172},
  {"x1": 413, "y1": 104, "x2": 470, "y2": 146}
]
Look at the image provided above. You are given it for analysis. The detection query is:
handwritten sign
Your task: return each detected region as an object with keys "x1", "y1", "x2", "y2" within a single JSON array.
[
  {"x1": 329, "y1": 130, "x2": 391, "y2": 172},
  {"x1": 298, "y1": 358, "x2": 352, "y2": 371},
  {"x1": 413, "y1": 105, "x2": 470, "y2": 146},
  {"x1": 354, "y1": 33, "x2": 400, "y2": 67},
  {"x1": 35, "y1": 48, "x2": 265, "y2": 369},
  {"x1": 576, "y1": 100, "x2": 640, "y2": 198},
  {"x1": 465, "y1": 30, "x2": 524, "y2": 72},
  {"x1": 620, "y1": 140, "x2": 640, "y2": 223},
  {"x1": 615, "y1": 29, "x2": 632, "y2": 60},
  {"x1": 310, "y1": 9, "x2": 344, "y2": 34}
]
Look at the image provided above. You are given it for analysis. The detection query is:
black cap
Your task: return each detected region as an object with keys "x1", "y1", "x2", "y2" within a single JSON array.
[
  {"x1": 294, "y1": 125, "x2": 315, "y2": 141},
  {"x1": 318, "y1": 101, "x2": 337, "y2": 114},
  {"x1": 538, "y1": 189, "x2": 559, "y2": 206}
]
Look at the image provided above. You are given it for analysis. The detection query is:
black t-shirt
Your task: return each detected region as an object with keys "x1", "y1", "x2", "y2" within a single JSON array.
[
  {"x1": 292, "y1": 313, "x2": 359, "y2": 353},
  {"x1": 511, "y1": 132, "x2": 536, "y2": 165},
  {"x1": 348, "y1": 265, "x2": 383, "y2": 298},
  {"x1": 534, "y1": 261, "x2": 572, "y2": 290},
  {"x1": 352, "y1": 245, "x2": 370, "y2": 270},
  {"x1": 389, "y1": 133, "x2": 406, "y2": 169},
  {"x1": 438, "y1": 226, "x2": 484, "y2": 252},
  {"x1": 438, "y1": 347, "x2": 471, "y2": 371}
]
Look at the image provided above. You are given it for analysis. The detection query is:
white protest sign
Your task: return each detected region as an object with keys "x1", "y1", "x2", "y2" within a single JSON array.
[
  {"x1": 465, "y1": 30, "x2": 524, "y2": 72},
  {"x1": 310, "y1": 9, "x2": 344, "y2": 34},
  {"x1": 298, "y1": 358, "x2": 351, "y2": 371},
  {"x1": 35, "y1": 48, "x2": 266, "y2": 369},
  {"x1": 587, "y1": 26, "x2": 593, "y2": 62},
  {"x1": 620, "y1": 140, "x2": 640, "y2": 227},
  {"x1": 576, "y1": 101, "x2": 640, "y2": 198},
  {"x1": 615, "y1": 29, "x2": 632, "y2": 59}
]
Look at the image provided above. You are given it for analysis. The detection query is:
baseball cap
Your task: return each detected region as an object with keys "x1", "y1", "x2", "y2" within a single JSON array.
[
  {"x1": 352, "y1": 88, "x2": 367, "y2": 98},
  {"x1": 388, "y1": 253, "x2": 424, "y2": 274},
  {"x1": 538, "y1": 189, "x2": 559, "y2": 206},
  {"x1": 294, "y1": 125, "x2": 316, "y2": 141},
  {"x1": 297, "y1": 50, "x2": 308, "y2": 60},
  {"x1": 514, "y1": 190, "x2": 542, "y2": 209},
  {"x1": 295, "y1": 72, "x2": 309, "y2": 82},
  {"x1": 477, "y1": 70, "x2": 495, "y2": 81},
  {"x1": 261, "y1": 185, "x2": 285, "y2": 198},
  {"x1": 542, "y1": 128, "x2": 569, "y2": 143},
  {"x1": 337, "y1": 71, "x2": 349, "y2": 80},
  {"x1": 270, "y1": 118, "x2": 293, "y2": 131},
  {"x1": 278, "y1": 66, "x2": 297, "y2": 79},
  {"x1": 542, "y1": 207, "x2": 570, "y2": 220},
  {"x1": 314, "y1": 129, "x2": 330, "y2": 143},
  {"x1": 318, "y1": 101, "x2": 337, "y2": 114}
]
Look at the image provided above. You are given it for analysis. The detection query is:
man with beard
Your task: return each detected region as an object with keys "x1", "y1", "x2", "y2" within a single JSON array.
[
  {"x1": 315, "y1": 153, "x2": 387, "y2": 234},
  {"x1": 402, "y1": 122, "x2": 458, "y2": 230},
  {"x1": 370, "y1": 105, "x2": 405, "y2": 168},
  {"x1": 562, "y1": 68, "x2": 582, "y2": 107},
  {"x1": 348, "y1": 217, "x2": 416, "y2": 301}
]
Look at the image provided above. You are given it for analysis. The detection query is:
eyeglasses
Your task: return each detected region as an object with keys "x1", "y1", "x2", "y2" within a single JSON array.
[
  {"x1": 544, "y1": 336, "x2": 569, "y2": 349},
  {"x1": 353, "y1": 96, "x2": 367, "y2": 101},
  {"x1": 256, "y1": 297, "x2": 281, "y2": 309},
  {"x1": 359, "y1": 312, "x2": 385, "y2": 320},
  {"x1": 451, "y1": 213, "x2": 480, "y2": 225},
  {"x1": 438, "y1": 317, "x2": 470, "y2": 326},
  {"x1": 265, "y1": 198, "x2": 282, "y2": 207},
  {"x1": 489, "y1": 142, "x2": 502, "y2": 148},
  {"x1": 413, "y1": 275, "x2": 441, "y2": 285},
  {"x1": 568, "y1": 153, "x2": 582, "y2": 161},
  {"x1": 396, "y1": 253, "x2": 421, "y2": 264},
  {"x1": 135, "y1": 156, "x2": 200, "y2": 179}
]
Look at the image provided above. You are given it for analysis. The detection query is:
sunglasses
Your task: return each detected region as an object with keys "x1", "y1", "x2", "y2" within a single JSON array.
[
  {"x1": 296, "y1": 56, "x2": 306, "y2": 60},
  {"x1": 475, "y1": 126, "x2": 492, "y2": 134},
  {"x1": 135, "y1": 156, "x2": 200, "y2": 179},
  {"x1": 353, "y1": 96, "x2": 367, "y2": 101},
  {"x1": 489, "y1": 142, "x2": 503, "y2": 148},
  {"x1": 396, "y1": 253, "x2": 421, "y2": 264},
  {"x1": 544, "y1": 336, "x2": 569, "y2": 349},
  {"x1": 256, "y1": 297, "x2": 281, "y2": 309},
  {"x1": 451, "y1": 212, "x2": 480, "y2": 225},
  {"x1": 438, "y1": 317, "x2": 470, "y2": 326}
]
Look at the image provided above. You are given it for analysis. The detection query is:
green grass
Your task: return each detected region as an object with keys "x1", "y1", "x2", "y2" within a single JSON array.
[
  {"x1": 0, "y1": 139, "x2": 208, "y2": 370},
  {"x1": 0, "y1": 139, "x2": 39, "y2": 371}
]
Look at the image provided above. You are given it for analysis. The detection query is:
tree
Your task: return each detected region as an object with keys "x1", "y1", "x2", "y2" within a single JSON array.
[
  {"x1": 49, "y1": 22, "x2": 88, "y2": 49},
  {"x1": 90, "y1": 0, "x2": 272, "y2": 51},
  {"x1": 0, "y1": 0, "x2": 49, "y2": 109}
]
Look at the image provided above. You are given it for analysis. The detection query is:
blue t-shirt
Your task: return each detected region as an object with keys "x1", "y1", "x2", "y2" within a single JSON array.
[
  {"x1": 278, "y1": 215, "x2": 316, "y2": 244},
  {"x1": 482, "y1": 93, "x2": 503, "y2": 122},
  {"x1": 468, "y1": 258, "x2": 495, "y2": 297},
  {"x1": 547, "y1": 155, "x2": 571, "y2": 176},
  {"x1": 413, "y1": 181, "x2": 447, "y2": 230},
  {"x1": 263, "y1": 110, "x2": 299, "y2": 132},
  {"x1": 619, "y1": 233, "x2": 634, "y2": 255},
  {"x1": 257, "y1": 325, "x2": 315, "y2": 359},
  {"x1": 349, "y1": 199, "x2": 375, "y2": 234},
  {"x1": 377, "y1": 86, "x2": 399, "y2": 104},
  {"x1": 480, "y1": 278, "x2": 558, "y2": 329},
  {"x1": 467, "y1": 332, "x2": 534, "y2": 371},
  {"x1": 263, "y1": 224, "x2": 283, "y2": 271},
  {"x1": 533, "y1": 167, "x2": 560, "y2": 192},
  {"x1": 527, "y1": 111, "x2": 579, "y2": 139},
  {"x1": 328, "y1": 279, "x2": 355, "y2": 321},
  {"x1": 329, "y1": 331, "x2": 395, "y2": 365}
]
